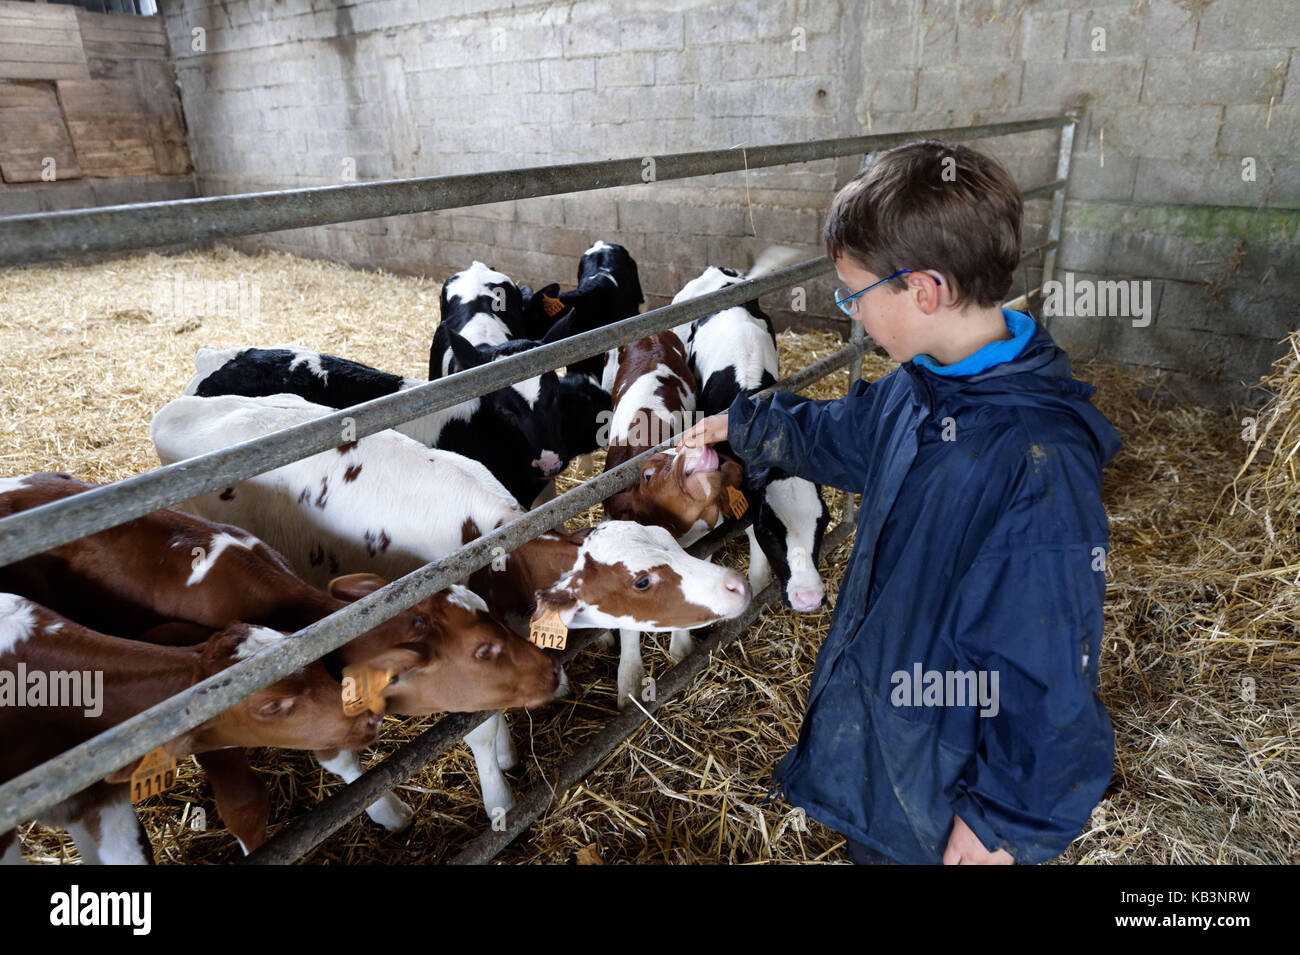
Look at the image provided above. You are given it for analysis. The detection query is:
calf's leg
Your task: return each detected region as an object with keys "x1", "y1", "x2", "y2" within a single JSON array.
[
  {"x1": 197, "y1": 749, "x2": 269, "y2": 854},
  {"x1": 746, "y1": 526, "x2": 772, "y2": 593},
  {"x1": 65, "y1": 788, "x2": 152, "y2": 865},
  {"x1": 316, "y1": 749, "x2": 414, "y2": 833},
  {"x1": 668, "y1": 629, "x2": 695, "y2": 663},
  {"x1": 465, "y1": 713, "x2": 514, "y2": 822},
  {"x1": 617, "y1": 628, "x2": 646, "y2": 710}
]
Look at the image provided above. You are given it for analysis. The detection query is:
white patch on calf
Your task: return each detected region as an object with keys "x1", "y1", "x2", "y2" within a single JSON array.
[
  {"x1": 318, "y1": 750, "x2": 413, "y2": 831},
  {"x1": 284, "y1": 346, "x2": 330, "y2": 382},
  {"x1": 232, "y1": 625, "x2": 286, "y2": 661},
  {"x1": 185, "y1": 531, "x2": 249, "y2": 587},
  {"x1": 0, "y1": 594, "x2": 37, "y2": 656},
  {"x1": 465, "y1": 713, "x2": 515, "y2": 820},
  {"x1": 444, "y1": 261, "x2": 513, "y2": 304},
  {"x1": 447, "y1": 585, "x2": 488, "y2": 615},
  {"x1": 690, "y1": 308, "x2": 777, "y2": 392},
  {"x1": 764, "y1": 477, "x2": 825, "y2": 610},
  {"x1": 0, "y1": 475, "x2": 33, "y2": 496},
  {"x1": 609, "y1": 363, "x2": 693, "y2": 444}
]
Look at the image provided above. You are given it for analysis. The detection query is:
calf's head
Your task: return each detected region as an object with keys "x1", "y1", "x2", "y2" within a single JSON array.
[
  {"x1": 191, "y1": 623, "x2": 381, "y2": 755},
  {"x1": 531, "y1": 521, "x2": 750, "y2": 632},
  {"x1": 328, "y1": 575, "x2": 560, "y2": 713},
  {"x1": 605, "y1": 444, "x2": 744, "y2": 544}
]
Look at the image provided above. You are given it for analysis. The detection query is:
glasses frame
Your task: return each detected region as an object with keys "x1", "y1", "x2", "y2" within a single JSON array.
[{"x1": 833, "y1": 269, "x2": 940, "y2": 316}]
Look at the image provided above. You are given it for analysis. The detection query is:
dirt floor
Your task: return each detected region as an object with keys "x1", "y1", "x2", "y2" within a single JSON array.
[{"x1": 1, "y1": 247, "x2": 1294, "y2": 864}]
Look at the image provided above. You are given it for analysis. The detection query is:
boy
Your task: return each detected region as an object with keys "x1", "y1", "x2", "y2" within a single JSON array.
[{"x1": 678, "y1": 141, "x2": 1120, "y2": 865}]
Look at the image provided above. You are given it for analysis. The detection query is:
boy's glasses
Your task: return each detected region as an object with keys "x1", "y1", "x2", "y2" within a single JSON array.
[{"x1": 833, "y1": 269, "x2": 940, "y2": 316}]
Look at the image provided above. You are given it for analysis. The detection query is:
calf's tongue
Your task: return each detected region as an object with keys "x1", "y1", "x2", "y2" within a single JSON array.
[{"x1": 683, "y1": 444, "x2": 718, "y2": 475}]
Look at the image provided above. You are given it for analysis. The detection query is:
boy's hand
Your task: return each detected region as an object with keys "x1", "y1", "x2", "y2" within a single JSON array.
[
  {"x1": 677, "y1": 412, "x2": 729, "y2": 451},
  {"x1": 943, "y1": 814, "x2": 1015, "y2": 865}
]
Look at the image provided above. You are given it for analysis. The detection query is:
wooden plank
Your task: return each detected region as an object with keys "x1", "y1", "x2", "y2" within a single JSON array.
[
  {"x1": 75, "y1": 10, "x2": 167, "y2": 36},
  {"x1": 0, "y1": 78, "x2": 59, "y2": 110},
  {"x1": 0, "y1": 42, "x2": 88, "y2": 65},
  {"x1": 0, "y1": 59, "x2": 90, "y2": 81},
  {"x1": 86, "y1": 55, "x2": 137, "y2": 81},
  {"x1": 1, "y1": 24, "x2": 83, "y2": 47},
  {"x1": 148, "y1": 113, "x2": 190, "y2": 175},
  {"x1": 78, "y1": 24, "x2": 167, "y2": 47},
  {"x1": 65, "y1": 115, "x2": 158, "y2": 177},
  {"x1": 0, "y1": 2, "x2": 78, "y2": 23},
  {"x1": 133, "y1": 57, "x2": 181, "y2": 120},
  {"x1": 80, "y1": 37, "x2": 167, "y2": 60},
  {"x1": 0, "y1": 100, "x2": 82, "y2": 182},
  {"x1": 57, "y1": 77, "x2": 146, "y2": 116}
]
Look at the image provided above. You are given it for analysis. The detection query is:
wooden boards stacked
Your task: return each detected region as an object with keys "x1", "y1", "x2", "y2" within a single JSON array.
[{"x1": 0, "y1": 1, "x2": 190, "y2": 183}]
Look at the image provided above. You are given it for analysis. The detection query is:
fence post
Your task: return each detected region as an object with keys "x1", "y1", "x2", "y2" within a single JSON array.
[{"x1": 1040, "y1": 109, "x2": 1081, "y2": 322}]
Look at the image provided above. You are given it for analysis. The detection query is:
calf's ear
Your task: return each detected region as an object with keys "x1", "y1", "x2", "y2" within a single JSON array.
[
  {"x1": 449, "y1": 330, "x2": 489, "y2": 371},
  {"x1": 539, "y1": 310, "x2": 577, "y2": 344},
  {"x1": 531, "y1": 588, "x2": 579, "y2": 628},
  {"x1": 104, "y1": 734, "x2": 192, "y2": 784},
  {"x1": 329, "y1": 573, "x2": 390, "y2": 601}
]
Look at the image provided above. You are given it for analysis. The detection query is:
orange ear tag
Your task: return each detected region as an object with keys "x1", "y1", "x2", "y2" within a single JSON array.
[
  {"x1": 724, "y1": 486, "x2": 749, "y2": 519},
  {"x1": 130, "y1": 747, "x2": 179, "y2": 804},
  {"x1": 341, "y1": 664, "x2": 393, "y2": 717},
  {"x1": 541, "y1": 294, "x2": 565, "y2": 318},
  {"x1": 529, "y1": 607, "x2": 568, "y2": 651}
]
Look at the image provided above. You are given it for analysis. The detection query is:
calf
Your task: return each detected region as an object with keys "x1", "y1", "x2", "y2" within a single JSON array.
[
  {"x1": 185, "y1": 344, "x2": 554, "y2": 508},
  {"x1": 0, "y1": 473, "x2": 558, "y2": 839},
  {"x1": 442, "y1": 328, "x2": 611, "y2": 504},
  {"x1": 596, "y1": 330, "x2": 747, "y2": 703},
  {"x1": 0, "y1": 596, "x2": 378, "y2": 865},
  {"x1": 519, "y1": 240, "x2": 645, "y2": 381},
  {"x1": 152, "y1": 391, "x2": 751, "y2": 721},
  {"x1": 429, "y1": 260, "x2": 529, "y2": 379},
  {"x1": 672, "y1": 264, "x2": 831, "y2": 612}
]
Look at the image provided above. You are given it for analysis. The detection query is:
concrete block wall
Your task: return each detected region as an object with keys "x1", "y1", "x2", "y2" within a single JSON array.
[{"x1": 155, "y1": 0, "x2": 1298, "y2": 401}]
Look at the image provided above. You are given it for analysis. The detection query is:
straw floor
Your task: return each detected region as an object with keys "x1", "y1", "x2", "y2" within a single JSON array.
[{"x1": 1, "y1": 247, "x2": 1294, "y2": 864}]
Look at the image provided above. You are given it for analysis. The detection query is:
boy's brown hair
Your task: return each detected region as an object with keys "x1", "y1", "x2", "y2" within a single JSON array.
[{"x1": 824, "y1": 140, "x2": 1022, "y2": 308}]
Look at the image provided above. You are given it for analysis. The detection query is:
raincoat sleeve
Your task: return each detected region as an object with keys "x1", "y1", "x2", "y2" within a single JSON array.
[
  {"x1": 947, "y1": 538, "x2": 1115, "y2": 864},
  {"x1": 726, "y1": 379, "x2": 878, "y2": 492}
]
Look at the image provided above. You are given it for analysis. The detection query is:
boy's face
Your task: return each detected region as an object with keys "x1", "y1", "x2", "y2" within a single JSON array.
[{"x1": 833, "y1": 254, "x2": 931, "y2": 363}]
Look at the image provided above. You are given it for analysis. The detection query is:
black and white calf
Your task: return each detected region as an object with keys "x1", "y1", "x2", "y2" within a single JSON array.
[
  {"x1": 519, "y1": 240, "x2": 645, "y2": 382},
  {"x1": 429, "y1": 260, "x2": 529, "y2": 380},
  {"x1": 431, "y1": 260, "x2": 612, "y2": 501},
  {"x1": 185, "y1": 344, "x2": 557, "y2": 509},
  {"x1": 672, "y1": 263, "x2": 832, "y2": 613}
]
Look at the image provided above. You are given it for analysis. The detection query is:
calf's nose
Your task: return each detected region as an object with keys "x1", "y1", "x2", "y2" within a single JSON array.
[{"x1": 723, "y1": 570, "x2": 750, "y2": 603}]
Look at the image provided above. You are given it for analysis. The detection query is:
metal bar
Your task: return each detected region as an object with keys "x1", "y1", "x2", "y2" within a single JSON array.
[
  {"x1": 242, "y1": 516, "x2": 753, "y2": 865},
  {"x1": 449, "y1": 517, "x2": 856, "y2": 865},
  {"x1": 841, "y1": 322, "x2": 866, "y2": 530},
  {"x1": 1018, "y1": 239, "x2": 1058, "y2": 263},
  {"x1": 0, "y1": 335, "x2": 866, "y2": 837},
  {"x1": 0, "y1": 258, "x2": 834, "y2": 570},
  {"x1": 0, "y1": 116, "x2": 1071, "y2": 267},
  {"x1": 1041, "y1": 110, "x2": 1081, "y2": 307},
  {"x1": 1022, "y1": 178, "x2": 1066, "y2": 201}
]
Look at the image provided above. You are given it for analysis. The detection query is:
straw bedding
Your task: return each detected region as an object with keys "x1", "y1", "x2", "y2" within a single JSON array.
[{"x1": 1, "y1": 247, "x2": 1294, "y2": 864}]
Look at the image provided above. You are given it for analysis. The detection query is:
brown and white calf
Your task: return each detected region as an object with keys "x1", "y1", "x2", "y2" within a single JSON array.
[
  {"x1": 151, "y1": 392, "x2": 750, "y2": 786},
  {"x1": 0, "y1": 473, "x2": 559, "y2": 838},
  {"x1": 597, "y1": 331, "x2": 746, "y2": 703},
  {"x1": 0, "y1": 595, "x2": 378, "y2": 865}
]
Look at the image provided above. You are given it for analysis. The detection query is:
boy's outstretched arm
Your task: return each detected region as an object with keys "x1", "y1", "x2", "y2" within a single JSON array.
[
  {"x1": 678, "y1": 380, "x2": 880, "y2": 492},
  {"x1": 945, "y1": 539, "x2": 1115, "y2": 865}
]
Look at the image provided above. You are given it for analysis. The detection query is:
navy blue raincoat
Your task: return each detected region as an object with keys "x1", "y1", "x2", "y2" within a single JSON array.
[{"x1": 727, "y1": 315, "x2": 1121, "y2": 864}]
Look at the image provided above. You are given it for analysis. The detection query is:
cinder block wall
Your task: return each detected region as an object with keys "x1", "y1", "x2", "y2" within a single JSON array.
[{"x1": 157, "y1": 0, "x2": 1298, "y2": 402}]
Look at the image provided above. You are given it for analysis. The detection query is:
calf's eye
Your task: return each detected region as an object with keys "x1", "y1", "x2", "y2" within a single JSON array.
[
  {"x1": 633, "y1": 575, "x2": 652, "y2": 591},
  {"x1": 476, "y1": 643, "x2": 501, "y2": 661}
]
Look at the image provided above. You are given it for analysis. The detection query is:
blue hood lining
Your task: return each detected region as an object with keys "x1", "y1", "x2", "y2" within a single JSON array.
[{"x1": 912, "y1": 309, "x2": 1036, "y2": 377}]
